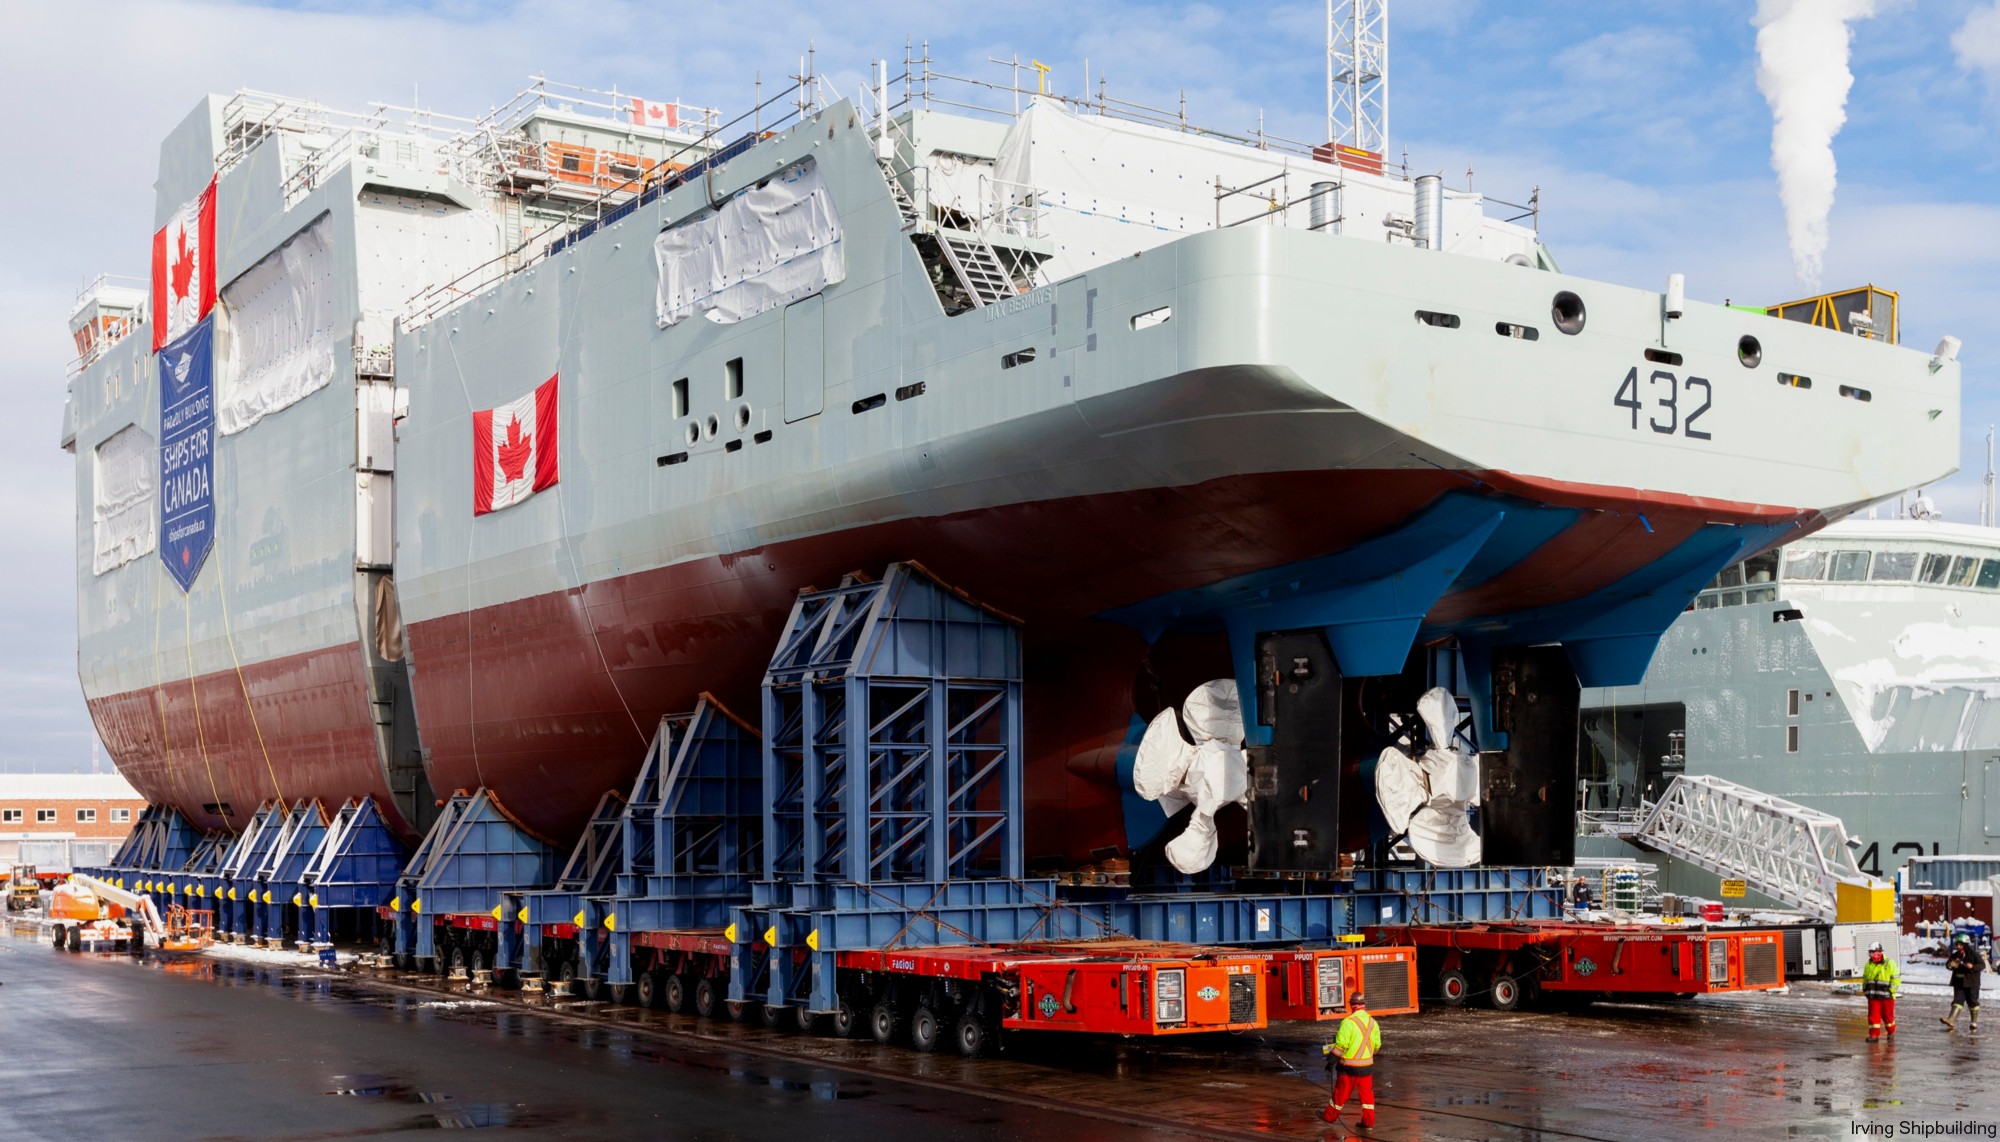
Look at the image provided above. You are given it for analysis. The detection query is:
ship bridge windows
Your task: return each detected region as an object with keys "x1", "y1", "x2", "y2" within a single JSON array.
[
  {"x1": 1786, "y1": 548, "x2": 2000, "y2": 591},
  {"x1": 1782, "y1": 550, "x2": 1827, "y2": 581},
  {"x1": 1692, "y1": 552, "x2": 1778, "y2": 608},
  {"x1": 1828, "y1": 550, "x2": 1871, "y2": 582},
  {"x1": 1869, "y1": 551, "x2": 1919, "y2": 581},
  {"x1": 1981, "y1": 559, "x2": 2000, "y2": 590}
]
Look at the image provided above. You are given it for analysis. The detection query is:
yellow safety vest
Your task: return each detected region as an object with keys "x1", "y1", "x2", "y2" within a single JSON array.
[{"x1": 1333, "y1": 1009, "x2": 1380, "y2": 1066}]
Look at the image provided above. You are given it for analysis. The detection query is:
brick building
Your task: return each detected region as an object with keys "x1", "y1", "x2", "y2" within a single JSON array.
[{"x1": 0, "y1": 773, "x2": 146, "y2": 868}]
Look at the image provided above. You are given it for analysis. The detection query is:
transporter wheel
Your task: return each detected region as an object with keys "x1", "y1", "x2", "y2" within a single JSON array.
[
  {"x1": 830, "y1": 999, "x2": 861, "y2": 1039},
  {"x1": 1437, "y1": 969, "x2": 1470, "y2": 1007},
  {"x1": 583, "y1": 976, "x2": 607, "y2": 1002},
  {"x1": 67, "y1": 926, "x2": 81, "y2": 952},
  {"x1": 447, "y1": 948, "x2": 467, "y2": 978},
  {"x1": 760, "y1": 1002, "x2": 788, "y2": 1029},
  {"x1": 558, "y1": 962, "x2": 580, "y2": 996},
  {"x1": 909, "y1": 1005, "x2": 943, "y2": 1053},
  {"x1": 1490, "y1": 974, "x2": 1523, "y2": 1011},
  {"x1": 870, "y1": 999, "x2": 901, "y2": 1044},
  {"x1": 953, "y1": 1010, "x2": 989, "y2": 1059},
  {"x1": 635, "y1": 971, "x2": 659, "y2": 1009},
  {"x1": 693, "y1": 976, "x2": 721, "y2": 1019},
  {"x1": 660, "y1": 973, "x2": 685, "y2": 1013},
  {"x1": 609, "y1": 984, "x2": 632, "y2": 1006},
  {"x1": 51, "y1": 924, "x2": 67, "y2": 951},
  {"x1": 469, "y1": 948, "x2": 490, "y2": 976},
  {"x1": 724, "y1": 999, "x2": 754, "y2": 1022}
]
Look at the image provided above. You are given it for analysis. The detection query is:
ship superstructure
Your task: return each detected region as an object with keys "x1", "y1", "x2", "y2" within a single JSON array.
[
  {"x1": 62, "y1": 54, "x2": 1959, "y2": 874},
  {"x1": 1580, "y1": 517, "x2": 2000, "y2": 891}
]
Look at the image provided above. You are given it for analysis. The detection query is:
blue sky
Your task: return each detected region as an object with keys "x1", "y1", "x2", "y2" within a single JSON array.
[{"x1": 1, "y1": 0, "x2": 1995, "y2": 772}]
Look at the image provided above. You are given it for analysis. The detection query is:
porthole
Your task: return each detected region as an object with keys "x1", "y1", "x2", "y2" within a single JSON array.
[
  {"x1": 735, "y1": 404, "x2": 752, "y2": 431},
  {"x1": 1738, "y1": 334, "x2": 1762, "y2": 368},
  {"x1": 1552, "y1": 291, "x2": 1586, "y2": 335},
  {"x1": 705, "y1": 415, "x2": 720, "y2": 439},
  {"x1": 684, "y1": 422, "x2": 699, "y2": 446}
]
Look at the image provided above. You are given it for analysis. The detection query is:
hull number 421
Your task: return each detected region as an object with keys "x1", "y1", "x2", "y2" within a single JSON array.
[{"x1": 1615, "y1": 367, "x2": 1711, "y2": 440}]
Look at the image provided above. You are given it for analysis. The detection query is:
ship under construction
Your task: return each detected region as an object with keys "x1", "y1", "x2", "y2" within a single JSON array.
[{"x1": 60, "y1": 31, "x2": 1957, "y2": 1006}]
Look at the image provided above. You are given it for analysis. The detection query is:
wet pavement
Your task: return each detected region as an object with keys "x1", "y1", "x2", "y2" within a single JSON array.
[{"x1": 1, "y1": 926, "x2": 1996, "y2": 1141}]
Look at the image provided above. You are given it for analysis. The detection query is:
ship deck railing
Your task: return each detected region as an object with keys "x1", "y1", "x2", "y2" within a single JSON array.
[{"x1": 403, "y1": 71, "x2": 820, "y2": 329}]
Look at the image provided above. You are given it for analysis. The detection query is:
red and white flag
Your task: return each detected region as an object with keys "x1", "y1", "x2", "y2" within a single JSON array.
[
  {"x1": 151, "y1": 176, "x2": 218, "y2": 352},
  {"x1": 628, "y1": 97, "x2": 679, "y2": 129},
  {"x1": 472, "y1": 375, "x2": 560, "y2": 516}
]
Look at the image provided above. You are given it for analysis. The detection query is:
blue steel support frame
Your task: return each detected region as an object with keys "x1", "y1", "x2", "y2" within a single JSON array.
[
  {"x1": 255, "y1": 802, "x2": 329, "y2": 945},
  {"x1": 105, "y1": 805, "x2": 201, "y2": 875},
  {"x1": 762, "y1": 564, "x2": 1023, "y2": 890},
  {"x1": 394, "y1": 794, "x2": 470, "y2": 960},
  {"x1": 212, "y1": 803, "x2": 283, "y2": 939},
  {"x1": 301, "y1": 797, "x2": 405, "y2": 947},
  {"x1": 403, "y1": 789, "x2": 559, "y2": 963},
  {"x1": 610, "y1": 696, "x2": 763, "y2": 984},
  {"x1": 523, "y1": 790, "x2": 625, "y2": 982}
]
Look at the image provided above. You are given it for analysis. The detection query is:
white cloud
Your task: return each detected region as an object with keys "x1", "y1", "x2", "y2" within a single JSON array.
[{"x1": 1954, "y1": 1, "x2": 2000, "y2": 77}]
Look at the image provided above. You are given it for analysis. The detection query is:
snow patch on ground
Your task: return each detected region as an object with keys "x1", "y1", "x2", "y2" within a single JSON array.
[
  {"x1": 195, "y1": 941, "x2": 337, "y2": 968},
  {"x1": 414, "y1": 999, "x2": 500, "y2": 1011}
]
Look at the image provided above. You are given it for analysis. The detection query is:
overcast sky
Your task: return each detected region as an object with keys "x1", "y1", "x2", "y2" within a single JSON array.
[{"x1": 2, "y1": 0, "x2": 1995, "y2": 774}]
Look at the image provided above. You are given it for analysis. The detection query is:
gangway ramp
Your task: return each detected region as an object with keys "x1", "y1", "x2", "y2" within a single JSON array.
[{"x1": 1616, "y1": 774, "x2": 1888, "y2": 923}]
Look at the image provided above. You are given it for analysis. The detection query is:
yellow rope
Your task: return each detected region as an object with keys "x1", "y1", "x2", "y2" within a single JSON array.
[
  {"x1": 183, "y1": 594, "x2": 231, "y2": 828},
  {"x1": 214, "y1": 532, "x2": 285, "y2": 808}
]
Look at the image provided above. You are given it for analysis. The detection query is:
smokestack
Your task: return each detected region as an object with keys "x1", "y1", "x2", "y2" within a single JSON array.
[{"x1": 1754, "y1": 0, "x2": 1879, "y2": 288}]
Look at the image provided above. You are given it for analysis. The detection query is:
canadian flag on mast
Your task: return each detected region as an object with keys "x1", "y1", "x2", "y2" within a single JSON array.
[
  {"x1": 151, "y1": 176, "x2": 218, "y2": 352},
  {"x1": 472, "y1": 375, "x2": 560, "y2": 516}
]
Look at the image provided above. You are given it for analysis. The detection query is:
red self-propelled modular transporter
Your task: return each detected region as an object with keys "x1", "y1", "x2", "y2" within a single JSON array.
[{"x1": 1368, "y1": 923, "x2": 1786, "y2": 1009}]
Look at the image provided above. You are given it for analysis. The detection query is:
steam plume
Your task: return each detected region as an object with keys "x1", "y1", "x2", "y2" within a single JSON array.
[{"x1": 1754, "y1": 0, "x2": 1878, "y2": 288}]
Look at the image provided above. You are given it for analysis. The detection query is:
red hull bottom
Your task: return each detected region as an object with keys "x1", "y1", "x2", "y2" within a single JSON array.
[{"x1": 89, "y1": 469, "x2": 1806, "y2": 854}]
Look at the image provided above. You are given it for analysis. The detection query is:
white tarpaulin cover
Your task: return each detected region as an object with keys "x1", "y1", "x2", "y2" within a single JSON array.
[
  {"x1": 655, "y1": 161, "x2": 844, "y2": 327},
  {"x1": 1126, "y1": 679, "x2": 1251, "y2": 875},
  {"x1": 1374, "y1": 687, "x2": 1482, "y2": 867},
  {"x1": 218, "y1": 214, "x2": 338, "y2": 435},
  {"x1": 92, "y1": 423, "x2": 156, "y2": 574}
]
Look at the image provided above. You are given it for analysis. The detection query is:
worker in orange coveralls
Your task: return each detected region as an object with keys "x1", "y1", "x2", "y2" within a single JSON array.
[
  {"x1": 1862, "y1": 940, "x2": 1900, "y2": 1041},
  {"x1": 1320, "y1": 991, "x2": 1380, "y2": 1128}
]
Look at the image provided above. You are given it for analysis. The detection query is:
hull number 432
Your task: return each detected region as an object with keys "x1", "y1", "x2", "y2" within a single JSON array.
[{"x1": 1615, "y1": 367, "x2": 1711, "y2": 440}]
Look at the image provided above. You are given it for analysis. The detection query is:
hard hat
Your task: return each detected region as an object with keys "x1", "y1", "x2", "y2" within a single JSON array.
[
  {"x1": 1349, "y1": 992, "x2": 1366, "y2": 1008},
  {"x1": 1955, "y1": 932, "x2": 1971, "y2": 944},
  {"x1": 1868, "y1": 941, "x2": 1884, "y2": 953}
]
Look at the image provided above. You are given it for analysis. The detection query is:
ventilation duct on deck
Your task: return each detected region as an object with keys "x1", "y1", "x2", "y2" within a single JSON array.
[
  {"x1": 1309, "y1": 181, "x2": 1341, "y2": 233},
  {"x1": 1413, "y1": 175, "x2": 1442, "y2": 251}
]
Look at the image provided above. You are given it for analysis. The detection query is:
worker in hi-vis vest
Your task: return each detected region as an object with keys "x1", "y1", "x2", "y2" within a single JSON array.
[
  {"x1": 1320, "y1": 991, "x2": 1381, "y2": 1127},
  {"x1": 1863, "y1": 940, "x2": 1900, "y2": 1041}
]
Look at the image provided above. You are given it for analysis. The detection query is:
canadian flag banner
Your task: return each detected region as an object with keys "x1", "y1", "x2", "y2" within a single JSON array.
[
  {"x1": 472, "y1": 375, "x2": 559, "y2": 516},
  {"x1": 628, "y1": 97, "x2": 679, "y2": 129},
  {"x1": 151, "y1": 176, "x2": 218, "y2": 352}
]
